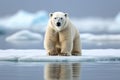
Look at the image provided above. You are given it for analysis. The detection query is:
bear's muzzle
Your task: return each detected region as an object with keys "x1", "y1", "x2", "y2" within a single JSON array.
[{"x1": 56, "y1": 22, "x2": 61, "y2": 27}]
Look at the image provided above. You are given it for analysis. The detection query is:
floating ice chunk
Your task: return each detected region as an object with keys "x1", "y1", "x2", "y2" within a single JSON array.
[
  {"x1": 0, "y1": 10, "x2": 34, "y2": 29},
  {"x1": 115, "y1": 12, "x2": 120, "y2": 23},
  {"x1": 32, "y1": 11, "x2": 48, "y2": 26},
  {"x1": 31, "y1": 11, "x2": 48, "y2": 32},
  {"x1": 0, "y1": 10, "x2": 48, "y2": 30},
  {"x1": 6, "y1": 30, "x2": 42, "y2": 43},
  {"x1": 80, "y1": 33, "x2": 93, "y2": 40},
  {"x1": 72, "y1": 18, "x2": 114, "y2": 33},
  {"x1": 108, "y1": 22, "x2": 120, "y2": 33},
  {"x1": 72, "y1": 18, "x2": 120, "y2": 33},
  {"x1": 81, "y1": 33, "x2": 120, "y2": 41},
  {"x1": 0, "y1": 26, "x2": 7, "y2": 35}
]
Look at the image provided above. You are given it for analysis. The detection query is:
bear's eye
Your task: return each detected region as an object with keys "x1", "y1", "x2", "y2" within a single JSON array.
[
  {"x1": 54, "y1": 17, "x2": 57, "y2": 19},
  {"x1": 60, "y1": 18, "x2": 63, "y2": 20}
]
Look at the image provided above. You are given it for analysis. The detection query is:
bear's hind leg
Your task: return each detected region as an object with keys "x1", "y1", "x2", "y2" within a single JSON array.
[{"x1": 72, "y1": 37, "x2": 82, "y2": 56}]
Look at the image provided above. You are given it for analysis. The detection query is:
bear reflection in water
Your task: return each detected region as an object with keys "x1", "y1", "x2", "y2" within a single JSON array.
[{"x1": 44, "y1": 63, "x2": 80, "y2": 80}]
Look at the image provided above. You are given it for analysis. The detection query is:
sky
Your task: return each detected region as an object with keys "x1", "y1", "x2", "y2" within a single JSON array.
[{"x1": 0, "y1": 0, "x2": 120, "y2": 18}]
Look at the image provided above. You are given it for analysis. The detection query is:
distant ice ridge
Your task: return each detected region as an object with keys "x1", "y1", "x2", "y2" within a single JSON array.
[
  {"x1": 0, "y1": 10, "x2": 120, "y2": 33},
  {"x1": 0, "y1": 10, "x2": 48, "y2": 32},
  {"x1": 81, "y1": 33, "x2": 120, "y2": 41},
  {"x1": 5, "y1": 31, "x2": 120, "y2": 44},
  {"x1": 115, "y1": 12, "x2": 120, "y2": 23},
  {"x1": 72, "y1": 18, "x2": 120, "y2": 33},
  {"x1": 6, "y1": 30, "x2": 42, "y2": 43},
  {"x1": 0, "y1": 49, "x2": 120, "y2": 62}
]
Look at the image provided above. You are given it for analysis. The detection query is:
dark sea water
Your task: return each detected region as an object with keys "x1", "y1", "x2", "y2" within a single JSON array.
[{"x1": 0, "y1": 62, "x2": 120, "y2": 80}]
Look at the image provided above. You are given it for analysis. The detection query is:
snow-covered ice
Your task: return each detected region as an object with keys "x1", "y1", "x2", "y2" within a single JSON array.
[
  {"x1": 6, "y1": 30, "x2": 43, "y2": 43},
  {"x1": 0, "y1": 49, "x2": 120, "y2": 62}
]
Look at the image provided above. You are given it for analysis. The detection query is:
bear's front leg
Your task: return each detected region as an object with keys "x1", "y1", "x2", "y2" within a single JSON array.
[
  {"x1": 44, "y1": 39, "x2": 58, "y2": 56},
  {"x1": 60, "y1": 40, "x2": 73, "y2": 56},
  {"x1": 48, "y1": 49, "x2": 58, "y2": 56}
]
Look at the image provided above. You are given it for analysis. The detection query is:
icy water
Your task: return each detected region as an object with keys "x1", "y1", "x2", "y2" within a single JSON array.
[{"x1": 0, "y1": 62, "x2": 120, "y2": 80}]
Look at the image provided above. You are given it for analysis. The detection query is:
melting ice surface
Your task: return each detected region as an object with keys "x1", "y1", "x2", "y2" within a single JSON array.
[{"x1": 0, "y1": 49, "x2": 120, "y2": 62}]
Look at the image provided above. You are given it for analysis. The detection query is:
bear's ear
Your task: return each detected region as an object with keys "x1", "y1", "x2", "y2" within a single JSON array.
[
  {"x1": 64, "y1": 13, "x2": 68, "y2": 17},
  {"x1": 49, "y1": 13, "x2": 53, "y2": 17}
]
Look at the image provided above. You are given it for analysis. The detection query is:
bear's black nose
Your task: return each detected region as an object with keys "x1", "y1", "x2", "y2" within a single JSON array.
[{"x1": 56, "y1": 22, "x2": 61, "y2": 27}]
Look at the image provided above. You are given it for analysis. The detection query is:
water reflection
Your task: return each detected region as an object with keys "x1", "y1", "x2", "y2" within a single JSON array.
[{"x1": 44, "y1": 63, "x2": 80, "y2": 80}]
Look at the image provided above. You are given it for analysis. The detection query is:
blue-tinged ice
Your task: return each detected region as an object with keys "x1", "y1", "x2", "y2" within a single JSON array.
[
  {"x1": 31, "y1": 11, "x2": 48, "y2": 32},
  {"x1": 32, "y1": 11, "x2": 48, "y2": 26},
  {"x1": 0, "y1": 10, "x2": 48, "y2": 30},
  {"x1": 115, "y1": 12, "x2": 120, "y2": 23},
  {"x1": 3, "y1": 10, "x2": 34, "y2": 28},
  {"x1": 0, "y1": 10, "x2": 120, "y2": 33}
]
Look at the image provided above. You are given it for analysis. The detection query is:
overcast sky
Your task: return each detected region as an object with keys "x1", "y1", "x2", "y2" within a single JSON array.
[{"x1": 0, "y1": 0, "x2": 120, "y2": 18}]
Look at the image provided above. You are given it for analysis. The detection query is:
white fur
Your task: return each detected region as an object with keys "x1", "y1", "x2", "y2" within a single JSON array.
[{"x1": 44, "y1": 12, "x2": 82, "y2": 56}]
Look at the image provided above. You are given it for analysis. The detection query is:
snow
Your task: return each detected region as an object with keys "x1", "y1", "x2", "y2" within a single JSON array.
[
  {"x1": 6, "y1": 30, "x2": 43, "y2": 43},
  {"x1": 81, "y1": 33, "x2": 120, "y2": 41},
  {"x1": 0, "y1": 49, "x2": 120, "y2": 62}
]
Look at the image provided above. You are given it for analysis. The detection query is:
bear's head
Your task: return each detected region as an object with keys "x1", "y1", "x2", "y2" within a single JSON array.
[{"x1": 49, "y1": 12, "x2": 68, "y2": 31}]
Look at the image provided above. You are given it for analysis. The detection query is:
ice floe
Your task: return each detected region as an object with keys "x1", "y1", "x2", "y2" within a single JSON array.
[
  {"x1": 0, "y1": 49, "x2": 120, "y2": 62},
  {"x1": 0, "y1": 10, "x2": 48, "y2": 32},
  {"x1": 72, "y1": 18, "x2": 120, "y2": 33},
  {"x1": 81, "y1": 33, "x2": 120, "y2": 42},
  {"x1": 6, "y1": 30, "x2": 42, "y2": 43}
]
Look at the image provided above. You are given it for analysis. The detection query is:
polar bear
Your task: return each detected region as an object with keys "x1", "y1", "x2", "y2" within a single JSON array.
[{"x1": 44, "y1": 12, "x2": 81, "y2": 56}]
